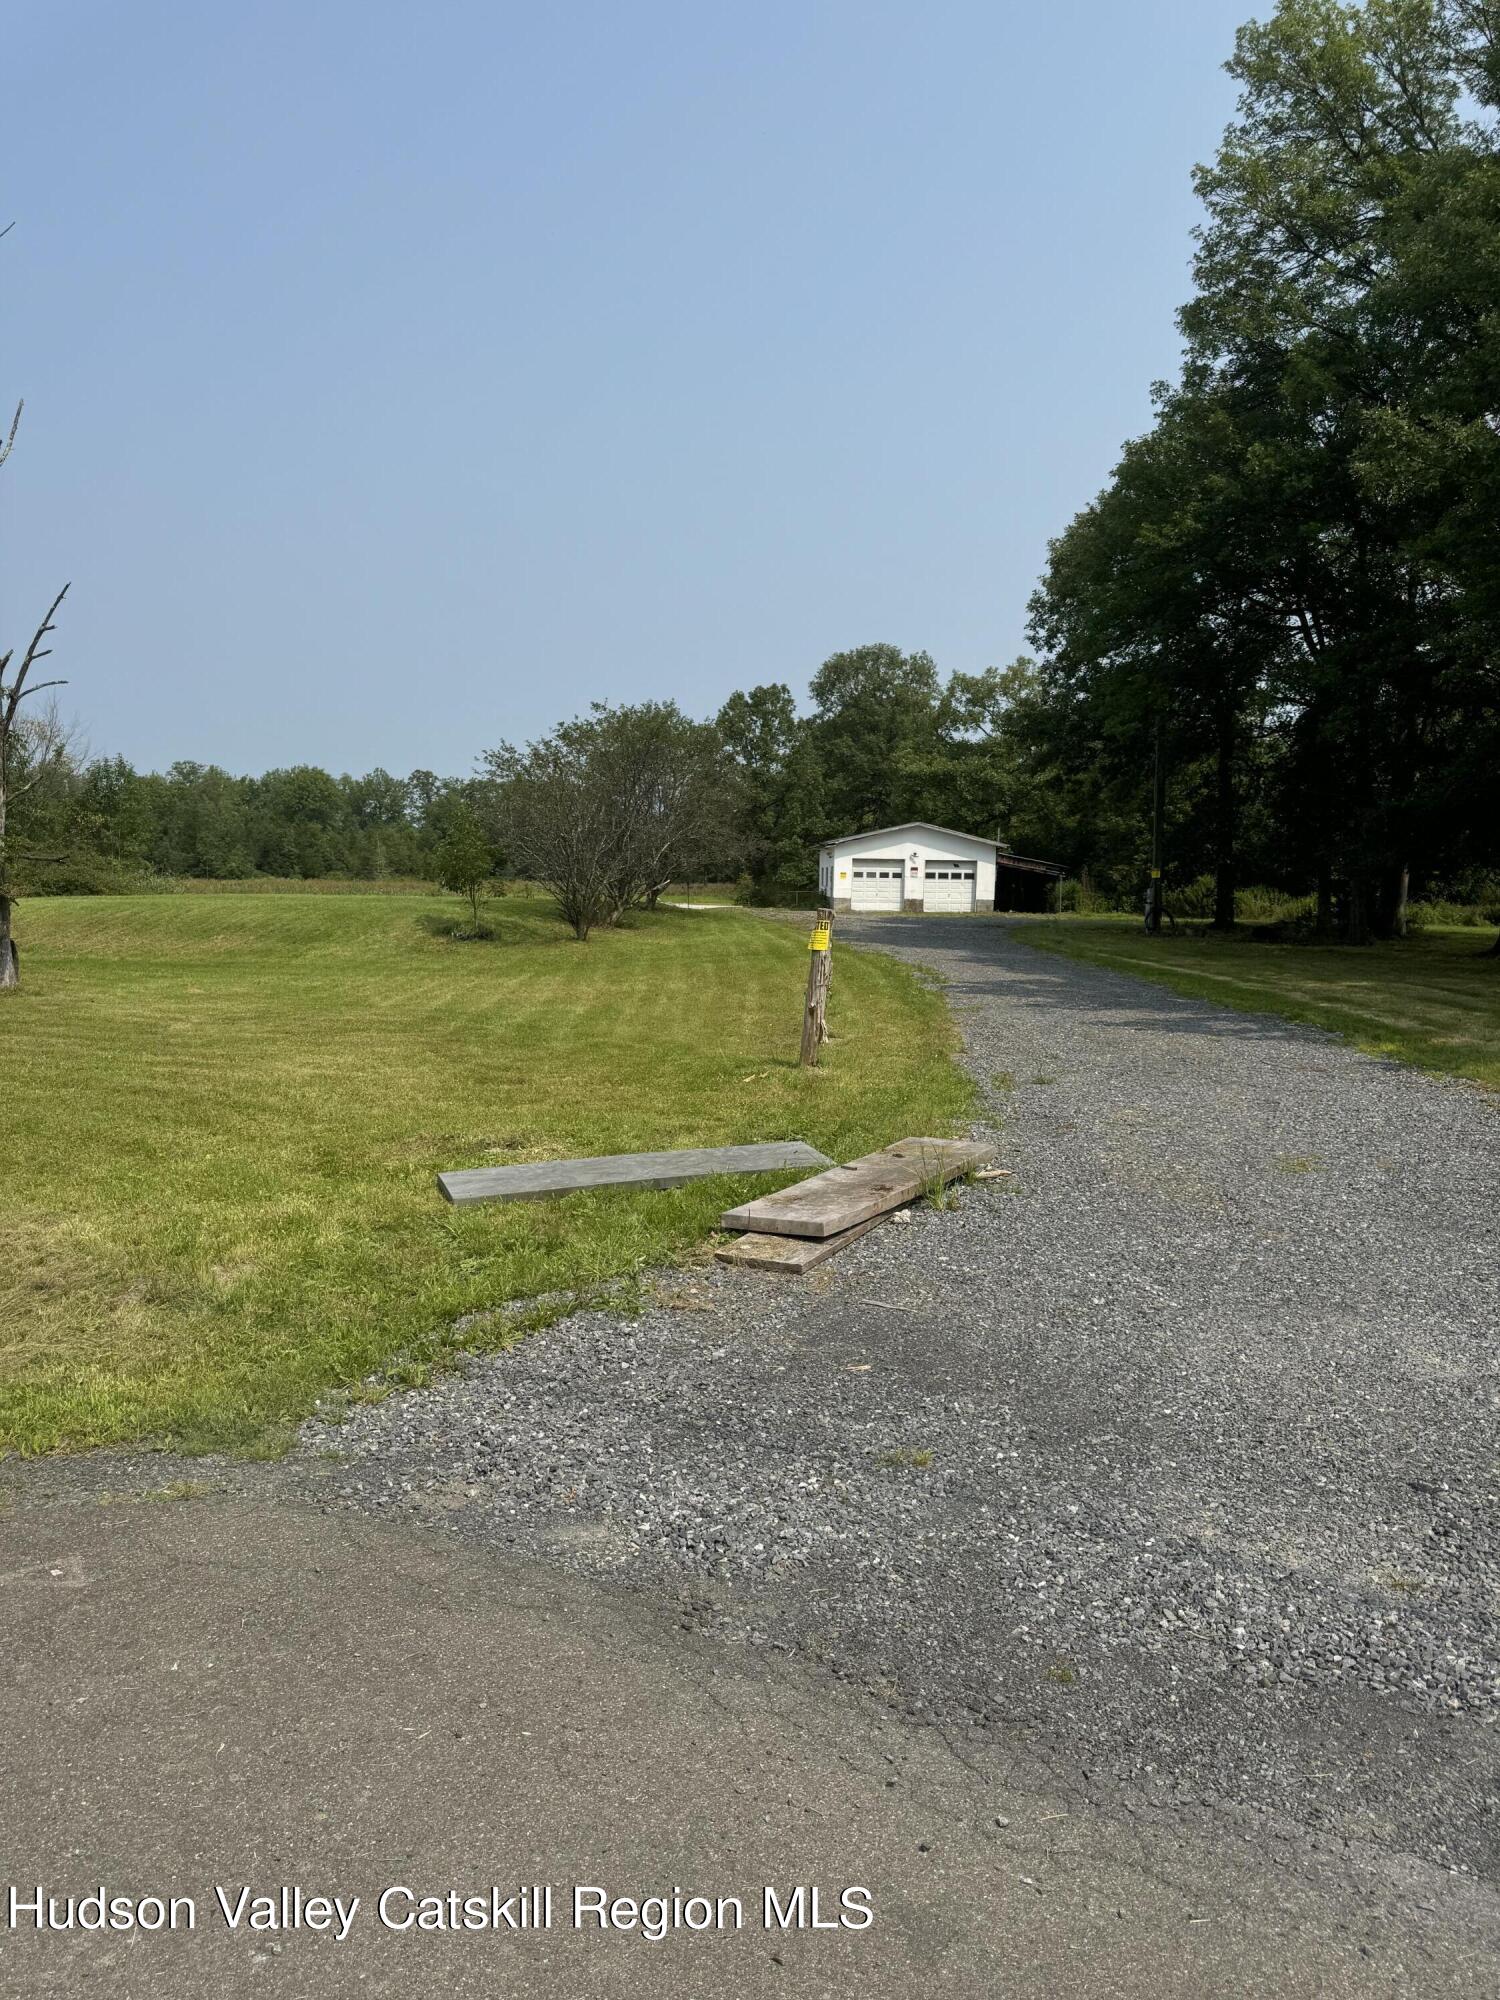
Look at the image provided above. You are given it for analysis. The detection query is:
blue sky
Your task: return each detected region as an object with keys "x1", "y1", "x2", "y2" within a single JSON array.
[{"x1": 5, "y1": 1, "x2": 1252, "y2": 775}]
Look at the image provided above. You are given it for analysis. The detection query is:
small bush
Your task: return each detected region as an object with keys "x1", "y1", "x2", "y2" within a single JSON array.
[
  {"x1": 1406, "y1": 898, "x2": 1500, "y2": 930},
  {"x1": 1168, "y1": 873, "x2": 1218, "y2": 920},
  {"x1": 1235, "y1": 886, "x2": 1314, "y2": 925},
  {"x1": 1056, "y1": 878, "x2": 1121, "y2": 914},
  {"x1": 1159, "y1": 879, "x2": 1314, "y2": 926},
  {"x1": 26, "y1": 857, "x2": 156, "y2": 896}
]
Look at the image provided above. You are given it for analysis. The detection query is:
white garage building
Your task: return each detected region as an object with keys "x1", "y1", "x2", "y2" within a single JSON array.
[{"x1": 817, "y1": 822, "x2": 999, "y2": 915}]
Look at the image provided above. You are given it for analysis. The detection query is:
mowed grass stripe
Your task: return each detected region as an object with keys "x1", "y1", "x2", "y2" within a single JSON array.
[
  {"x1": 1022, "y1": 920, "x2": 1500, "y2": 1087},
  {"x1": 1, "y1": 894, "x2": 970, "y2": 1455}
]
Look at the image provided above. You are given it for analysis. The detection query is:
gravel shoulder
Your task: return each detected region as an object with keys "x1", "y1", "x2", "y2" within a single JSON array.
[{"x1": 10, "y1": 914, "x2": 1499, "y2": 1987}]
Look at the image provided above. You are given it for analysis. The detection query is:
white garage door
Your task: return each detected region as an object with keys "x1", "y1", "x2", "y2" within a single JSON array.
[
  {"x1": 923, "y1": 862, "x2": 976, "y2": 912},
  {"x1": 850, "y1": 860, "x2": 905, "y2": 911}
]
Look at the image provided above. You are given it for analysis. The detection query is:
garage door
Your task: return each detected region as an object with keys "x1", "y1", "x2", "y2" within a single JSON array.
[
  {"x1": 850, "y1": 860, "x2": 905, "y2": 911},
  {"x1": 923, "y1": 862, "x2": 976, "y2": 912}
]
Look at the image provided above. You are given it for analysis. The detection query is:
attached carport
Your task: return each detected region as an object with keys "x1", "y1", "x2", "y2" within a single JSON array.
[{"x1": 993, "y1": 847, "x2": 1067, "y2": 912}]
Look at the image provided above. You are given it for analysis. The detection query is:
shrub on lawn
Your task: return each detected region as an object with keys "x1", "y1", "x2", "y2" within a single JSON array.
[
  {"x1": 26, "y1": 857, "x2": 159, "y2": 896},
  {"x1": 1055, "y1": 878, "x2": 1120, "y2": 914},
  {"x1": 1235, "y1": 886, "x2": 1315, "y2": 925},
  {"x1": 1406, "y1": 898, "x2": 1500, "y2": 930}
]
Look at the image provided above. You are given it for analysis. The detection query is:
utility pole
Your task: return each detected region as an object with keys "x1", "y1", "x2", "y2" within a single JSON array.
[{"x1": 1144, "y1": 714, "x2": 1164, "y2": 935}]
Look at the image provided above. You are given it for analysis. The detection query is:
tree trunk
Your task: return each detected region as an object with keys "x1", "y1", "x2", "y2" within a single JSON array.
[
  {"x1": 1315, "y1": 864, "x2": 1333, "y2": 939},
  {"x1": 0, "y1": 894, "x2": 18, "y2": 990},
  {"x1": 1393, "y1": 863, "x2": 1410, "y2": 939},
  {"x1": 1212, "y1": 864, "x2": 1236, "y2": 928},
  {"x1": 1144, "y1": 716, "x2": 1165, "y2": 935},
  {"x1": 1368, "y1": 865, "x2": 1404, "y2": 941},
  {"x1": 1211, "y1": 702, "x2": 1236, "y2": 930},
  {"x1": 1346, "y1": 874, "x2": 1372, "y2": 946}
]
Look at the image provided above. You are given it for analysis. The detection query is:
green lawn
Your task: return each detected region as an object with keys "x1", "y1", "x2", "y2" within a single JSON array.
[
  {"x1": 0, "y1": 895, "x2": 970, "y2": 1456},
  {"x1": 1019, "y1": 918, "x2": 1500, "y2": 1089}
]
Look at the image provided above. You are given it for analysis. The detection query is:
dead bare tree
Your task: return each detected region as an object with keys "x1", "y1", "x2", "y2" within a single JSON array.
[{"x1": 0, "y1": 391, "x2": 71, "y2": 987}]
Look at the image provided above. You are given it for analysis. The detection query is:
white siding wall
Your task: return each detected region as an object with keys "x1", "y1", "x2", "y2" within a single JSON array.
[{"x1": 828, "y1": 830, "x2": 996, "y2": 910}]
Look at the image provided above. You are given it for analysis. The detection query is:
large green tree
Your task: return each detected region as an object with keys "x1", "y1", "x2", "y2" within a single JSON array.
[
  {"x1": 1031, "y1": 384, "x2": 1294, "y2": 927},
  {"x1": 715, "y1": 683, "x2": 827, "y2": 891},
  {"x1": 1022, "y1": 0, "x2": 1500, "y2": 937},
  {"x1": 808, "y1": 644, "x2": 945, "y2": 833},
  {"x1": 1181, "y1": 0, "x2": 1500, "y2": 933}
]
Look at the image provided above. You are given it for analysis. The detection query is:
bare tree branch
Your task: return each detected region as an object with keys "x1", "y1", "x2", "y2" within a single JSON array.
[
  {"x1": 2, "y1": 584, "x2": 70, "y2": 730},
  {"x1": 8, "y1": 703, "x2": 76, "y2": 799},
  {"x1": 0, "y1": 244, "x2": 74, "y2": 987}
]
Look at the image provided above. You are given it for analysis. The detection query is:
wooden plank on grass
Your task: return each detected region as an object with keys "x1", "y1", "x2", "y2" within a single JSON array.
[
  {"x1": 719, "y1": 1136, "x2": 996, "y2": 1240},
  {"x1": 437, "y1": 1140, "x2": 832, "y2": 1207},
  {"x1": 716, "y1": 1213, "x2": 886, "y2": 1274}
]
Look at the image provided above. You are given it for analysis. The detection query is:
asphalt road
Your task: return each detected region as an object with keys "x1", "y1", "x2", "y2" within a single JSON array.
[
  {"x1": 3, "y1": 1495, "x2": 1494, "y2": 1998},
  {"x1": 5, "y1": 915, "x2": 1498, "y2": 1995}
]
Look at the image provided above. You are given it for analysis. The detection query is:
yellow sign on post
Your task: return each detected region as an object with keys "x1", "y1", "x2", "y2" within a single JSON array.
[{"x1": 801, "y1": 909, "x2": 835, "y2": 1065}]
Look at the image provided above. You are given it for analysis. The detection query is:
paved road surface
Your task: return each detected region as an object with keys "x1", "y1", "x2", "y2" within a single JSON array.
[{"x1": 3, "y1": 1496, "x2": 1493, "y2": 1998}]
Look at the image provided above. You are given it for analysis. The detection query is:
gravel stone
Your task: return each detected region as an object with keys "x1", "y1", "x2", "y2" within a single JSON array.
[{"x1": 291, "y1": 916, "x2": 1500, "y2": 1879}]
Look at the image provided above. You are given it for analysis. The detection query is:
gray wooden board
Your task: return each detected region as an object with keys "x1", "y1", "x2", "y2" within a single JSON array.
[
  {"x1": 719, "y1": 1137, "x2": 996, "y2": 1240},
  {"x1": 437, "y1": 1140, "x2": 832, "y2": 1207},
  {"x1": 715, "y1": 1213, "x2": 885, "y2": 1274}
]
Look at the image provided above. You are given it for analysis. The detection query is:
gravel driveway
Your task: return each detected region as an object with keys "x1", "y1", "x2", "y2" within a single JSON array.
[{"x1": 294, "y1": 916, "x2": 1500, "y2": 1882}]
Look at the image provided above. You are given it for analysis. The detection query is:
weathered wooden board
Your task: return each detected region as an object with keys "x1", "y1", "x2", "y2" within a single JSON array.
[
  {"x1": 438, "y1": 1140, "x2": 831, "y2": 1208},
  {"x1": 719, "y1": 1136, "x2": 995, "y2": 1240},
  {"x1": 884, "y1": 1137, "x2": 1000, "y2": 1174},
  {"x1": 716, "y1": 1213, "x2": 886, "y2": 1274}
]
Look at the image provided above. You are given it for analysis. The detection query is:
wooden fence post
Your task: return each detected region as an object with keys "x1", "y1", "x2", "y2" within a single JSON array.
[{"x1": 800, "y1": 907, "x2": 835, "y2": 1067}]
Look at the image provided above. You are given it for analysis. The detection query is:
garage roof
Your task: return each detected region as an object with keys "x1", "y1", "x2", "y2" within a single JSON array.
[
  {"x1": 820, "y1": 822, "x2": 1066, "y2": 876},
  {"x1": 820, "y1": 821, "x2": 996, "y2": 848}
]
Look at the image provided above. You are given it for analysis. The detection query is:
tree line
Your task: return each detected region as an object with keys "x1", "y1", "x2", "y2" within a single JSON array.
[
  {"x1": 20, "y1": 757, "x2": 485, "y2": 889},
  {"x1": 3, "y1": 642, "x2": 1056, "y2": 905},
  {"x1": 10, "y1": 589, "x2": 1497, "y2": 940}
]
